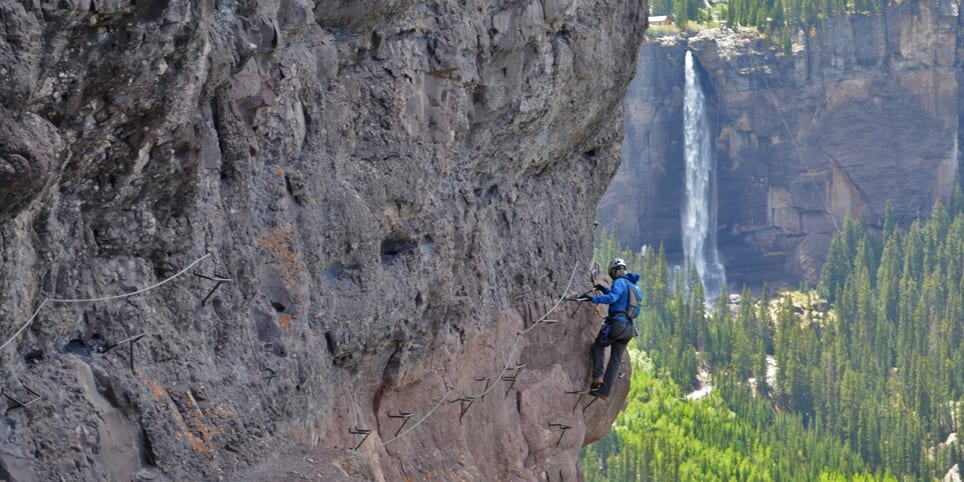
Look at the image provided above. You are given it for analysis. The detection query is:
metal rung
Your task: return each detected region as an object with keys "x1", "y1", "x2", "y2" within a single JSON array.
[
  {"x1": 2, "y1": 385, "x2": 41, "y2": 412},
  {"x1": 192, "y1": 271, "x2": 233, "y2": 283},
  {"x1": 193, "y1": 271, "x2": 233, "y2": 306},
  {"x1": 388, "y1": 411, "x2": 415, "y2": 436},
  {"x1": 349, "y1": 427, "x2": 372, "y2": 451},
  {"x1": 261, "y1": 367, "x2": 277, "y2": 385},
  {"x1": 475, "y1": 376, "x2": 493, "y2": 400},
  {"x1": 548, "y1": 422, "x2": 572, "y2": 447},
  {"x1": 98, "y1": 332, "x2": 148, "y2": 374},
  {"x1": 100, "y1": 332, "x2": 147, "y2": 353},
  {"x1": 449, "y1": 397, "x2": 477, "y2": 424}
]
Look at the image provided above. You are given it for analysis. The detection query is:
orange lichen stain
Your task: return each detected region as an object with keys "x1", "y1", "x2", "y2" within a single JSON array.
[
  {"x1": 341, "y1": 460, "x2": 354, "y2": 473},
  {"x1": 183, "y1": 395, "x2": 238, "y2": 456},
  {"x1": 147, "y1": 380, "x2": 168, "y2": 402},
  {"x1": 181, "y1": 390, "x2": 217, "y2": 455},
  {"x1": 274, "y1": 167, "x2": 285, "y2": 176},
  {"x1": 257, "y1": 224, "x2": 304, "y2": 287},
  {"x1": 186, "y1": 426, "x2": 214, "y2": 454},
  {"x1": 205, "y1": 405, "x2": 238, "y2": 419},
  {"x1": 140, "y1": 378, "x2": 236, "y2": 457},
  {"x1": 279, "y1": 313, "x2": 293, "y2": 331}
]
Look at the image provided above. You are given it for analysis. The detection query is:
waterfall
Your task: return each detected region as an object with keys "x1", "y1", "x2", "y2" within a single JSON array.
[{"x1": 682, "y1": 50, "x2": 726, "y2": 297}]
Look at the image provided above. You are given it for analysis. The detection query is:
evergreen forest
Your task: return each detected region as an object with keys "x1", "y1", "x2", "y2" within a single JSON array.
[
  {"x1": 653, "y1": 0, "x2": 886, "y2": 51},
  {"x1": 582, "y1": 194, "x2": 964, "y2": 480}
]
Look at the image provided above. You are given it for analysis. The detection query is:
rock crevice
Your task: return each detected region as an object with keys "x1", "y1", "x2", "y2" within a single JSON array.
[{"x1": 0, "y1": 0, "x2": 645, "y2": 480}]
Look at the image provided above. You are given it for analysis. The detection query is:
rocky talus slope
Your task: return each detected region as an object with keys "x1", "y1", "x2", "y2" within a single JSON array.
[
  {"x1": 0, "y1": 1, "x2": 646, "y2": 480},
  {"x1": 603, "y1": 0, "x2": 961, "y2": 287}
]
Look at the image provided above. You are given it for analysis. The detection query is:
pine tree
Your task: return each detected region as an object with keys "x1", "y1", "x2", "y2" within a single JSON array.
[
  {"x1": 673, "y1": 0, "x2": 690, "y2": 25},
  {"x1": 950, "y1": 183, "x2": 964, "y2": 218},
  {"x1": 586, "y1": 197, "x2": 964, "y2": 480}
]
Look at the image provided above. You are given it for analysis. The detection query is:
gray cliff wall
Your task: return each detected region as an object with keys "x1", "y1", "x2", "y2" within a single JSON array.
[
  {"x1": 0, "y1": 1, "x2": 646, "y2": 480},
  {"x1": 603, "y1": 0, "x2": 961, "y2": 288}
]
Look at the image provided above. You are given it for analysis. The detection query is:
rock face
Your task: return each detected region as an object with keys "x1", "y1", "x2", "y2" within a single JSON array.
[
  {"x1": 602, "y1": 0, "x2": 961, "y2": 288},
  {"x1": 0, "y1": 1, "x2": 645, "y2": 481}
]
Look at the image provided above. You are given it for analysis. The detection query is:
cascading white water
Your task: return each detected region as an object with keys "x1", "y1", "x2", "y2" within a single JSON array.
[{"x1": 682, "y1": 50, "x2": 726, "y2": 298}]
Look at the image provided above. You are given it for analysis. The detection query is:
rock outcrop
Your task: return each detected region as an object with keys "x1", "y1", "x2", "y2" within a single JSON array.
[
  {"x1": 602, "y1": 0, "x2": 961, "y2": 288},
  {"x1": 0, "y1": 1, "x2": 646, "y2": 480}
]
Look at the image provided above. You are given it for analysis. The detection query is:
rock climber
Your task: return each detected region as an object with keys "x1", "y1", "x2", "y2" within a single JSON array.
[{"x1": 576, "y1": 257, "x2": 641, "y2": 401}]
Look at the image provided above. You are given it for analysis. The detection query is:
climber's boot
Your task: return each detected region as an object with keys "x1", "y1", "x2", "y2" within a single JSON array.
[{"x1": 590, "y1": 377, "x2": 603, "y2": 391}]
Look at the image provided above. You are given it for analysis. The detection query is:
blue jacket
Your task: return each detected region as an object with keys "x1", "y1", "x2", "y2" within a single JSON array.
[{"x1": 591, "y1": 273, "x2": 641, "y2": 322}]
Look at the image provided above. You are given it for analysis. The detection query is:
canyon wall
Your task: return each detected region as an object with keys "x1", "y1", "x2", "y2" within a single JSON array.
[
  {"x1": 602, "y1": 0, "x2": 961, "y2": 288},
  {"x1": 0, "y1": 1, "x2": 646, "y2": 480}
]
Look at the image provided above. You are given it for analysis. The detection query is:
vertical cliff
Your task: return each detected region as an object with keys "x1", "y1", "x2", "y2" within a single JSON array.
[
  {"x1": 603, "y1": 0, "x2": 961, "y2": 288},
  {"x1": 0, "y1": 1, "x2": 646, "y2": 480}
]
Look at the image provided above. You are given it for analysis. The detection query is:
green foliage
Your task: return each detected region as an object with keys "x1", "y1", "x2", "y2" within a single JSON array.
[
  {"x1": 584, "y1": 203, "x2": 964, "y2": 480},
  {"x1": 582, "y1": 351, "x2": 892, "y2": 482},
  {"x1": 708, "y1": 0, "x2": 881, "y2": 42}
]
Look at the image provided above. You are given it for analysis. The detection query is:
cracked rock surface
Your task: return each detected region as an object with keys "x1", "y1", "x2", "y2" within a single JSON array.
[{"x1": 0, "y1": 1, "x2": 645, "y2": 480}]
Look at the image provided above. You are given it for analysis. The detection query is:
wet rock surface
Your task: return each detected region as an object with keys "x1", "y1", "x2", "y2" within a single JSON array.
[{"x1": 0, "y1": 1, "x2": 645, "y2": 480}]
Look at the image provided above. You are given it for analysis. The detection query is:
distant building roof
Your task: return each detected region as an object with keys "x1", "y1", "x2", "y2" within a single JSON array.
[{"x1": 648, "y1": 15, "x2": 672, "y2": 24}]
